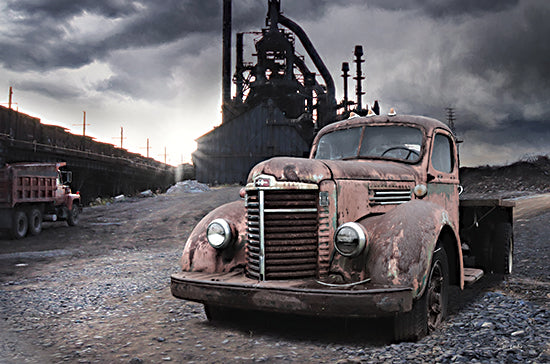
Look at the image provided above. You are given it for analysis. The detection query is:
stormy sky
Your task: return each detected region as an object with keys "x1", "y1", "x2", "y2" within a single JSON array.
[{"x1": 0, "y1": 0, "x2": 548, "y2": 166}]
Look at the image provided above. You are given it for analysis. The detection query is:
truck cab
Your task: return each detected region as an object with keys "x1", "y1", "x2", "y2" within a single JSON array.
[{"x1": 171, "y1": 112, "x2": 513, "y2": 341}]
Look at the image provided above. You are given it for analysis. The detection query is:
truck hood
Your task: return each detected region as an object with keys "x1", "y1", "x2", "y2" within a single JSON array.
[{"x1": 248, "y1": 157, "x2": 419, "y2": 184}]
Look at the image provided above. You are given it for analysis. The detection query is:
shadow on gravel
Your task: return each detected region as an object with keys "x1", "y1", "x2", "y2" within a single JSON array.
[
  {"x1": 203, "y1": 311, "x2": 395, "y2": 346},
  {"x1": 200, "y1": 274, "x2": 506, "y2": 346},
  {"x1": 448, "y1": 274, "x2": 506, "y2": 315}
]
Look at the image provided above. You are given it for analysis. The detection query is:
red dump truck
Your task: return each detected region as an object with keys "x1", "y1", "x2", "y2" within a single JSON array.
[
  {"x1": 171, "y1": 112, "x2": 514, "y2": 341},
  {"x1": 0, "y1": 162, "x2": 81, "y2": 239}
]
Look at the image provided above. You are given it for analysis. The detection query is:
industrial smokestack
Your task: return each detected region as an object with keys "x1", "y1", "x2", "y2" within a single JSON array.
[
  {"x1": 222, "y1": 0, "x2": 232, "y2": 112},
  {"x1": 235, "y1": 32, "x2": 244, "y2": 102},
  {"x1": 341, "y1": 62, "x2": 350, "y2": 112},
  {"x1": 354, "y1": 45, "x2": 365, "y2": 111}
]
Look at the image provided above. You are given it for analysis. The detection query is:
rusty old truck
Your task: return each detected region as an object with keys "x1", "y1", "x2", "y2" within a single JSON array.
[
  {"x1": 171, "y1": 112, "x2": 514, "y2": 341},
  {"x1": 0, "y1": 162, "x2": 81, "y2": 239}
]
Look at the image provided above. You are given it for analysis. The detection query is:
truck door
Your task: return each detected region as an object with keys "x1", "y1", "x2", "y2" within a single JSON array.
[
  {"x1": 55, "y1": 171, "x2": 66, "y2": 203},
  {"x1": 426, "y1": 130, "x2": 460, "y2": 228}
]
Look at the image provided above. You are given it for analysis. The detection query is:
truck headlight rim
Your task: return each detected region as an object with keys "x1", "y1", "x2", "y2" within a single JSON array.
[
  {"x1": 413, "y1": 184, "x2": 427, "y2": 198},
  {"x1": 334, "y1": 222, "x2": 367, "y2": 257},
  {"x1": 206, "y1": 218, "x2": 233, "y2": 249}
]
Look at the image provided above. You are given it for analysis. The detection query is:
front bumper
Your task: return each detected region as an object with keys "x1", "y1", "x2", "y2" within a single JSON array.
[{"x1": 171, "y1": 271, "x2": 413, "y2": 318}]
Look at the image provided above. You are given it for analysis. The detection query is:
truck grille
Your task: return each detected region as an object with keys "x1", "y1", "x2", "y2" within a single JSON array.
[
  {"x1": 369, "y1": 189, "x2": 411, "y2": 205},
  {"x1": 246, "y1": 189, "x2": 318, "y2": 280}
]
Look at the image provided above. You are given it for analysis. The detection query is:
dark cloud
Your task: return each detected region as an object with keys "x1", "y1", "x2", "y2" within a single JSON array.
[
  {"x1": 103, "y1": 0, "x2": 221, "y2": 49},
  {"x1": 14, "y1": 79, "x2": 82, "y2": 99},
  {"x1": 0, "y1": 0, "x2": 222, "y2": 71},
  {"x1": 6, "y1": 0, "x2": 139, "y2": 18},
  {"x1": 366, "y1": 0, "x2": 519, "y2": 18}
]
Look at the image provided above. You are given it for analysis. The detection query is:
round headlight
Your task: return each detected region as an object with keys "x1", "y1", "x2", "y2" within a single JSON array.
[
  {"x1": 413, "y1": 184, "x2": 427, "y2": 198},
  {"x1": 206, "y1": 218, "x2": 232, "y2": 249},
  {"x1": 334, "y1": 222, "x2": 367, "y2": 257}
]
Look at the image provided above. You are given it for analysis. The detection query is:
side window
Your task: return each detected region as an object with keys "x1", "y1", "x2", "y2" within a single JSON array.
[{"x1": 431, "y1": 134, "x2": 454, "y2": 173}]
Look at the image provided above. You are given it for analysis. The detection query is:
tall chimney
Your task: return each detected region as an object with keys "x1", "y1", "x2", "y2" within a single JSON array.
[
  {"x1": 354, "y1": 45, "x2": 365, "y2": 111},
  {"x1": 341, "y1": 62, "x2": 350, "y2": 112},
  {"x1": 222, "y1": 0, "x2": 232, "y2": 113},
  {"x1": 235, "y1": 32, "x2": 244, "y2": 102}
]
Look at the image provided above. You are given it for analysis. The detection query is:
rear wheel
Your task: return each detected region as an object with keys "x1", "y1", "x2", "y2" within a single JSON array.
[
  {"x1": 27, "y1": 208, "x2": 42, "y2": 236},
  {"x1": 11, "y1": 209, "x2": 28, "y2": 239},
  {"x1": 491, "y1": 222, "x2": 513, "y2": 274},
  {"x1": 393, "y1": 247, "x2": 449, "y2": 342}
]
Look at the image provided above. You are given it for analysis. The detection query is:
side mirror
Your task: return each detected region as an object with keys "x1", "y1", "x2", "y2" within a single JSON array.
[{"x1": 61, "y1": 171, "x2": 72, "y2": 184}]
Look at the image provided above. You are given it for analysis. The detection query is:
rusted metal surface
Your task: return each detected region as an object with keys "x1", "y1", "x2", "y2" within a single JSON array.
[
  {"x1": 171, "y1": 271, "x2": 412, "y2": 317},
  {"x1": 181, "y1": 201, "x2": 247, "y2": 273},
  {"x1": 173, "y1": 113, "x2": 514, "y2": 320}
]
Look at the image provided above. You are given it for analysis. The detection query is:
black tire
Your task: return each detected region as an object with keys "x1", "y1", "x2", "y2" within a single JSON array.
[
  {"x1": 204, "y1": 304, "x2": 242, "y2": 321},
  {"x1": 67, "y1": 205, "x2": 80, "y2": 226},
  {"x1": 11, "y1": 209, "x2": 28, "y2": 239},
  {"x1": 491, "y1": 222, "x2": 513, "y2": 274},
  {"x1": 393, "y1": 247, "x2": 449, "y2": 342},
  {"x1": 27, "y1": 207, "x2": 42, "y2": 236}
]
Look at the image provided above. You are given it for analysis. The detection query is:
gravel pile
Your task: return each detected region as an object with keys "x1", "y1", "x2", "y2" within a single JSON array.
[{"x1": 166, "y1": 180, "x2": 210, "y2": 194}]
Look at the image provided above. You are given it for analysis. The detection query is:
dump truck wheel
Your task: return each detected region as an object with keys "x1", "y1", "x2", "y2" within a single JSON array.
[
  {"x1": 393, "y1": 247, "x2": 449, "y2": 342},
  {"x1": 27, "y1": 208, "x2": 42, "y2": 236},
  {"x1": 491, "y1": 222, "x2": 513, "y2": 274},
  {"x1": 11, "y1": 209, "x2": 28, "y2": 239},
  {"x1": 67, "y1": 205, "x2": 80, "y2": 226}
]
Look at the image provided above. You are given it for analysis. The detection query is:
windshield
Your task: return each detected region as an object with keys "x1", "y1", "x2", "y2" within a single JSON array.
[
  {"x1": 314, "y1": 127, "x2": 362, "y2": 160},
  {"x1": 315, "y1": 125, "x2": 423, "y2": 162}
]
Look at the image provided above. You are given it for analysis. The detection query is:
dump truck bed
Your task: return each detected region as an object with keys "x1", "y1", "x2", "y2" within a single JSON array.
[{"x1": 0, "y1": 163, "x2": 59, "y2": 208}]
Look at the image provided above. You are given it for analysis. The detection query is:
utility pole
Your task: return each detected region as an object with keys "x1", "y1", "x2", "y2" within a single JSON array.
[
  {"x1": 8, "y1": 86, "x2": 13, "y2": 109},
  {"x1": 157, "y1": 147, "x2": 169, "y2": 164},
  {"x1": 112, "y1": 126, "x2": 126, "y2": 148},
  {"x1": 141, "y1": 138, "x2": 152, "y2": 158},
  {"x1": 446, "y1": 107, "x2": 456, "y2": 134},
  {"x1": 162, "y1": 147, "x2": 168, "y2": 164},
  {"x1": 82, "y1": 111, "x2": 87, "y2": 136},
  {"x1": 74, "y1": 111, "x2": 91, "y2": 136}
]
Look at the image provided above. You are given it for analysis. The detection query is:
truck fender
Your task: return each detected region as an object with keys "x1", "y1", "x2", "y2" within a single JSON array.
[
  {"x1": 360, "y1": 200, "x2": 459, "y2": 298},
  {"x1": 181, "y1": 201, "x2": 247, "y2": 273},
  {"x1": 66, "y1": 194, "x2": 81, "y2": 211}
]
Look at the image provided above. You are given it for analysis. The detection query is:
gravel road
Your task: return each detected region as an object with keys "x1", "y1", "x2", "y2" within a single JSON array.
[{"x1": 0, "y1": 186, "x2": 548, "y2": 363}]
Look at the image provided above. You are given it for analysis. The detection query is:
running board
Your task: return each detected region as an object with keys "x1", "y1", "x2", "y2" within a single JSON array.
[{"x1": 464, "y1": 268, "x2": 484, "y2": 285}]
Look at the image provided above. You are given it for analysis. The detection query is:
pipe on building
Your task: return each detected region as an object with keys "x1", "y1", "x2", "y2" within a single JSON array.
[
  {"x1": 222, "y1": 0, "x2": 232, "y2": 108},
  {"x1": 277, "y1": 14, "x2": 336, "y2": 110}
]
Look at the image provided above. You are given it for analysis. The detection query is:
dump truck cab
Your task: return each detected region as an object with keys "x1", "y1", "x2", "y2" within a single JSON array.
[{"x1": 171, "y1": 112, "x2": 513, "y2": 342}]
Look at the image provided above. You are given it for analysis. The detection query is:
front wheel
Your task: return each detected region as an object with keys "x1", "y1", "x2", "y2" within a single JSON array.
[
  {"x1": 67, "y1": 205, "x2": 80, "y2": 226},
  {"x1": 393, "y1": 247, "x2": 449, "y2": 342},
  {"x1": 204, "y1": 304, "x2": 244, "y2": 322}
]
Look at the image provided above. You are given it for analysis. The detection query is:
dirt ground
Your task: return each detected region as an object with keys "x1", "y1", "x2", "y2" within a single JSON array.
[{"x1": 0, "y1": 179, "x2": 549, "y2": 363}]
